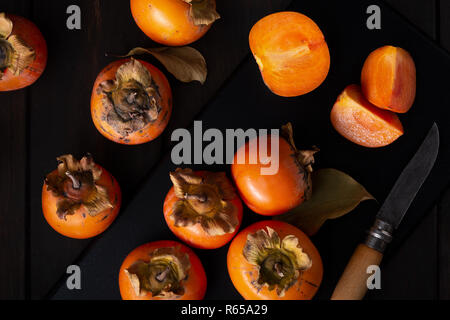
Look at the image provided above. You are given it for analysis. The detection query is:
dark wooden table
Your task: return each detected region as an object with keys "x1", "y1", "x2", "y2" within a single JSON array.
[{"x1": 0, "y1": 0, "x2": 449, "y2": 300}]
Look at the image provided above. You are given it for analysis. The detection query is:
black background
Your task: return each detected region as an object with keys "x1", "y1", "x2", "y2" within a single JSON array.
[{"x1": 0, "y1": 0, "x2": 449, "y2": 300}]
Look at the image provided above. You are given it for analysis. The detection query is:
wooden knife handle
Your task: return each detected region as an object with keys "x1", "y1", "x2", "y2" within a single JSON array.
[{"x1": 331, "y1": 244, "x2": 383, "y2": 300}]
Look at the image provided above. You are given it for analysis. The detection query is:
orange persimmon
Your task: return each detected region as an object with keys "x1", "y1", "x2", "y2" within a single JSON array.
[
  {"x1": 91, "y1": 58, "x2": 172, "y2": 145},
  {"x1": 361, "y1": 45, "x2": 416, "y2": 113},
  {"x1": 249, "y1": 11, "x2": 330, "y2": 97},
  {"x1": 130, "y1": 0, "x2": 220, "y2": 46},
  {"x1": 227, "y1": 220, "x2": 323, "y2": 300},
  {"x1": 331, "y1": 84, "x2": 404, "y2": 148},
  {"x1": 0, "y1": 13, "x2": 47, "y2": 91},
  {"x1": 231, "y1": 123, "x2": 318, "y2": 216},
  {"x1": 119, "y1": 240, "x2": 207, "y2": 300},
  {"x1": 42, "y1": 154, "x2": 121, "y2": 239},
  {"x1": 163, "y1": 168, "x2": 243, "y2": 249}
]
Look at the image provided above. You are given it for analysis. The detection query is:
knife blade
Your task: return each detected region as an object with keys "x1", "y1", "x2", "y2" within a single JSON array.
[{"x1": 331, "y1": 123, "x2": 440, "y2": 300}]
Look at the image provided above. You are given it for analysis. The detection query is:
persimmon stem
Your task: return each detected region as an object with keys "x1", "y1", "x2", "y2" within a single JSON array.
[
  {"x1": 184, "y1": 193, "x2": 207, "y2": 203},
  {"x1": 65, "y1": 171, "x2": 81, "y2": 190},
  {"x1": 0, "y1": 40, "x2": 12, "y2": 70},
  {"x1": 155, "y1": 267, "x2": 170, "y2": 282}
]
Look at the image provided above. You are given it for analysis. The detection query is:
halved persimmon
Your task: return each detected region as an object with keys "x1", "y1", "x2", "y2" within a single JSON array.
[
  {"x1": 91, "y1": 58, "x2": 172, "y2": 145},
  {"x1": 249, "y1": 11, "x2": 330, "y2": 97},
  {"x1": 331, "y1": 84, "x2": 404, "y2": 148},
  {"x1": 0, "y1": 13, "x2": 47, "y2": 91},
  {"x1": 163, "y1": 168, "x2": 243, "y2": 249},
  {"x1": 42, "y1": 154, "x2": 121, "y2": 239},
  {"x1": 227, "y1": 220, "x2": 323, "y2": 300},
  {"x1": 130, "y1": 0, "x2": 220, "y2": 46},
  {"x1": 119, "y1": 240, "x2": 207, "y2": 300}
]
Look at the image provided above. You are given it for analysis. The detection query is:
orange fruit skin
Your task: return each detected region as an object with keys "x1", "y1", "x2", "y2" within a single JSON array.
[
  {"x1": 130, "y1": 0, "x2": 212, "y2": 46},
  {"x1": 331, "y1": 84, "x2": 404, "y2": 148},
  {"x1": 119, "y1": 240, "x2": 207, "y2": 300},
  {"x1": 361, "y1": 46, "x2": 416, "y2": 113},
  {"x1": 163, "y1": 171, "x2": 243, "y2": 249},
  {"x1": 0, "y1": 14, "x2": 47, "y2": 91},
  {"x1": 227, "y1": 220, "x2": 323, "y2": 300},
  {"x1": 249, "y1": 11, "x2": 330, "y2": 97},
  {"x1": 42, "y1": 165, "x2": 121, "y2": 239},
  {"x1": 91, "y1": 58, "x2": 172, "y2": 145},
  {"x1": 231, "y1": 136, "x2": 308, "y2": 216}
]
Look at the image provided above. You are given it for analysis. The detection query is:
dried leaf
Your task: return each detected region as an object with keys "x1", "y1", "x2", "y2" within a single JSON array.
[
  {"x1": 121, "y1": 47, "x2": 207, "y2": 84},
  {"x1": 0, "y1": 13, "x2": 12, "y2": 39},
  {"x1": 182, "y1": 0, "x2": 220, "y2": 25},
  {"x1": 275, "y1": 168, "x2": 375, "y2": 236}
]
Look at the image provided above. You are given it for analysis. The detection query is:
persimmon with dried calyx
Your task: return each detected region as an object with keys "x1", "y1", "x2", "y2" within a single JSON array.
[
  {"x1": 227, "y1": 220, "x2": 323, "y2": 300},
  {"x1": 249, "y1": 12, "x2": 330, "y2": 97},
  {"x1": 91, "y1": 58, "x2": 172, "y2": 145},
  {"x1": 0, "y1": 13, "x2": 47, "y2": 91},
  {"x1": 361, "y1": 45, "x2": 416, "y2": 113},
  {"x1": 130, "y1": 0, "x2": 220, "y2": 46},
  {"x1": 331, "y1": 84, "x2": 404, "y2": 148},
  {"x1": 231, "y1": 123, "x2": 319, "y2": 216},
  {"x1": 163, "y1": 168, "x2": 243, "y2": 249},
  {"x1": 119, "y1": 240, "x2": 207, "y2": 300},
  {"x1": 42, "y1": 154, "x2": 121, "y2": 239}
]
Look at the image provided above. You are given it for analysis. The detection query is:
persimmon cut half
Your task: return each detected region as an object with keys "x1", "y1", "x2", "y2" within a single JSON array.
[
  {"x1": 119, "y1": 240, "x2": 207, "y2": 300},
  {"x1": 231, "y1": 123, "x2": 318, "y2": 216},
  {"x1": 130, "y1": 0, "x2": 220, "y2": 46},
  {"x1": 0, "y1": 13, "x2": 47, "y2": 91},
  {"x1": 91, "y1": 58, "x2": 172, "y2": 145},
  {"x1": 227, "y1": 220, "x2": 323, "y2": 300},
  {"x1": 163, "y1": 168, "x2": 243, "y2": 249},
  {"x1": 361, "y1": 45, "x2": 416, "y2": 113},
  {"x1": 331, "y1": 84, "x2": 404, "y2": 148},
  {"x1": 249, "y1": 11, "x2": 330, "y2": 97},
  {"x1": 42, "y1": 154, "x2": 121, "y2": 239}
]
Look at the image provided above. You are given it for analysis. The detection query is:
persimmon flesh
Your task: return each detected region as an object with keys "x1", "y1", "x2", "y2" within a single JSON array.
[
  {"x1": 361, "y1": 46, "x2": 416, "y2": 113},
  {"x1": 0, "y1": 13, "x2": 47, "y2": 91},
  {"x1": 119, "y1": 240, "x2": 207, "y2": 300},
  {"x1": 163, "y1": 169, "x2": 243, "y2": 249},
  {"x1": 249, "y1": 11, "x2": 330, "y2": 97},
  {"x1": 331, "y1": 84, "x2": 404, "y2": 148},
  {"x1": 227, "y1": 220, "x2": 323, "y2": 300}
]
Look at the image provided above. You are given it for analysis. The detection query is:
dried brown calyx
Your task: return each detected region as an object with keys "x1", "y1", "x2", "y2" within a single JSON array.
[
  {"x1": 169, "y1": 168, "x2": 239, "y2": 236},
  {"x1": 99, "y1": 58, "x2": 161, "y2": 138},
  {"x1": 44, "y1": 154, "x2": 112, "y2": 220},
  {"x1": 281, "y1": 122, "x2": 319, "y2": 201},
  {"x1": 125, "y1": 246, "x2": 191, "y2": 298},
  {"x1": 182, "y1": 0, "x2": 220, "y2": 26},
  {"x1": 0, "y1": 13, "x2": 35, "y2": 78},
  {"x1": 243, "y1": 227, "x2": 312, "y2": 297}
]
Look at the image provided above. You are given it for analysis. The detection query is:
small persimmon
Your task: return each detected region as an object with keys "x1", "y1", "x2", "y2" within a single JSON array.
[
  {"x1": 231, "y1": 123, "x2": 318, "y2": 216},
  {"x1": 361, "y1": 45, "x2": 416, "y2": 113},
  {"x1": 119, "y1": 240, "x2": 207, "y2": 300},
  {"x1": 249, "y1": 11, "x2": 330, "y2": 97},
  {"x1": 163, "y1": 168, "x2": 243, "y2": 249},
  {"x1": 42, "y1": 154, "x2": 121, "y2": 239},
  {"x1": 227, "y1": 220, "x2": 323, "y2": 300},
  {"x1": 331, "y1": 84, "x2": 404, "y2": 148},
  {"x1": 0, "y1": 13, "x2": 47, "y2": 91},
  {"x1": 130, "y1": 0, "x2": 220, "y2": 46},
  {"x1": 91, "y1": 58, "x2": 172, "y2": 145}
]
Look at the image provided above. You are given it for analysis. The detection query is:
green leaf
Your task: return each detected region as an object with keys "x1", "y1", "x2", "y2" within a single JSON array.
[
  {"x1": 275, "y1": 168, "x2": 375, "y2": 236},
  {"x1": 120, "y1": 46, "x2": 207, "y2": 84}
]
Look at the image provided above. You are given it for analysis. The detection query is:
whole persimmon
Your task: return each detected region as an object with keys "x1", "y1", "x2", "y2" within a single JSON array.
[
  {"x1": 42, "y1": 154, "x2": 121, "y2": 239},
  {"x1": 227, "y1": 220, "x2": 323, "y2": 300},
  {"x1": 119, "y1": 240, "x2": 207, "y2": 300},
  {"x1": 331, "y1": 84, "x2": 404, "y2": 148},
  {"x1": 163, "y1": 168, "x2": 243, "y2": 249},
  {"x1": 0, "y1": 13, "x2": 47, "y2": 91},
  {"x1": 130, "y1": 0, "x2": 220, "y2": 46},
  {"x1": 361, "y1": 45, "x2": 416, "y2": 113},
  {"x1": 249, "y1": 11, "x2": 330, "y2": 97},
  {"x1": 91, "y1": 58, "x2": 172, "y2": 145},
  {"x1": 231, "y1": 123, "x2": 318, "y2": 216}
]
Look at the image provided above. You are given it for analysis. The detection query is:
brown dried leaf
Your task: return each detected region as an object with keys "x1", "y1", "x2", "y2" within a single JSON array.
[
  {"x1": 0, "y1": 13, "x2": 12, "y2": 39},
  {"x1": 182, "y1": 0, "x2": 220, "y2": 25}
]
